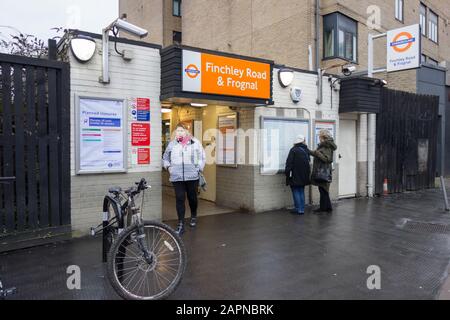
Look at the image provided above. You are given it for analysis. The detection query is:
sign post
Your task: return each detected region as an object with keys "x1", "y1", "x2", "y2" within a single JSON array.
[
  {"x1": 386, "y1": 24, "x2": 421, "y2": 73},
  {"x1": 366, "y1": 24, "x2": 421, "y2": 197}
]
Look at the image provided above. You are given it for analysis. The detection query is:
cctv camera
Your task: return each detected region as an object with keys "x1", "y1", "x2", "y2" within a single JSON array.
[
  {"x1": 113, "y1": 19, "x2": 148, "y2": 38},
  {"x1": 369, "y1": 79, "x2": 388, "y2": 87},
  {"x1": 373, "y1": 79, "x2": 388, "y2": 87},
  {"x1": 342, "y1": 65, "x2": 356, "y2": 76}
]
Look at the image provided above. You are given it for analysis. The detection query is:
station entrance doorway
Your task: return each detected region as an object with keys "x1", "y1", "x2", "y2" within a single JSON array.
[{"x1": 161, "y1": 103, "x2": 237, "y2": 221}]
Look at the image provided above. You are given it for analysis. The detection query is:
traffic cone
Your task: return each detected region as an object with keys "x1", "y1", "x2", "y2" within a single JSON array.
[{"x1": 383, "y1": 178, "x2": 388, "y2": 195}]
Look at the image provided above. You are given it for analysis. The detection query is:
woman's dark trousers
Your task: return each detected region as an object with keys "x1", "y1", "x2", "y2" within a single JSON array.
[
  {"x1": 318, "y1": 186, "x2": 332, "y2": 211},
  {"x1": 173, "y1": 180, "x2": 199, "y2": 222}
]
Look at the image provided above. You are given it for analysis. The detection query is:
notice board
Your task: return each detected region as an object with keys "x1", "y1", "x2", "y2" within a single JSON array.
[
  {"x1": 217, "y1": 113, "x2": 237, "y2": 166},
  {"x1": 314, "y1": 120, "x2": 336, "y2": 147},
  {"x1": 261, "y1": 117, "x2": 310, "y2": 174},
  {"x1": 76, "y1": 97, "x2": 127, "y2": 174}
]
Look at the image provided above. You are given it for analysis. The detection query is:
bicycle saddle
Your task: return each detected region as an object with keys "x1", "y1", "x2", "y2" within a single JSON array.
[{"x1": 108, "y1": 186, "x2": 122, "y2": 194}]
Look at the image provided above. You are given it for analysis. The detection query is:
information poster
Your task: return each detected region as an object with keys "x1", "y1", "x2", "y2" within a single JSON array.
[
  {"x1": 261, "y1": 117, "x2": 310, "y2": 174},
  {"x1": 138, "y1": 148, "x2": 151, "y2": 165},
  {"x1": 314, "y1": 120, "x2": 336, "y2": 146},
  {"x1": 136, "y1": 98, "x2": 150, "y2": 121},
  {"x1": 217, "y1": 114, "x2": 237, "y2": 166},
  {"x1": 78, "y1": 98, "x2": 126, "y2": 173},
  {"x1": 130, "y1": 98, "x2": 150, "y2": 121},
  {"x1": 131, "y1": 123, "x2": 151, "y2": 146},
  {"x1": 132, "y1": 147, "x2": 151, "y2": 165}
]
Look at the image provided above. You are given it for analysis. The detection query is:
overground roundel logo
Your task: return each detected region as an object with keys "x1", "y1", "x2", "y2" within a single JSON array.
[
  {"x1": 185, "y1": 64, "x2": 200, "y2": 79},
  {"x1": 391, "y1": 32, "x2": 415, "y2": 53}
]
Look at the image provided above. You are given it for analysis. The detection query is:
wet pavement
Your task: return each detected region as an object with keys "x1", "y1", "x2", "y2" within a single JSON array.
[{"x1": 2, "y1": 185, "x2": 450, "y2": 300}]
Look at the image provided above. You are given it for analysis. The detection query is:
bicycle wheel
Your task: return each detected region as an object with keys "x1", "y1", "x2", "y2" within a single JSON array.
[{"x1": 107, "y1": 221, "x2": 186, "y2": 300}]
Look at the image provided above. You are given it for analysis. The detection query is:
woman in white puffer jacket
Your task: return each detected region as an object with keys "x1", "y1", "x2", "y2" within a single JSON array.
[{"x1": 163, "y1": 123, "x2": 206, "y2": 235}]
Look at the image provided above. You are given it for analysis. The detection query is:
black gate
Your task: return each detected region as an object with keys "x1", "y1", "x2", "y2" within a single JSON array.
[
  {"x1": 0, "y1": 53, "x2": 70, "y2": 248},
  {"x1": 376, "y1": 88, "x2": 439, "y2": 194}
]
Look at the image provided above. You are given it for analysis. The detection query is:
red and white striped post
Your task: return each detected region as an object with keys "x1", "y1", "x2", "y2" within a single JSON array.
[{"x1": 383, "y1": 178, "x2": 389, "y2": 196}]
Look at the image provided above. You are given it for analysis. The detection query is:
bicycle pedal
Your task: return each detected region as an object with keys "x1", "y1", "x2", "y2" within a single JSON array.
[{"x1": 5, "y1": 287, "x2": 16, "y2": 296}]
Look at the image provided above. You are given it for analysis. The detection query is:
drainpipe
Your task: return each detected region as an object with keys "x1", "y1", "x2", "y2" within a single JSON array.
[
  {"x1": 367, "y1": 33, "x2": 376, "y2": 197},
  {"x1": 316, "y1": 68, "x2": 323, "y2": 105},
  {"x1": 315, "y1": 0, "x2": 320, "y2": 71},
  {"x1": 358, "y1": 113, "x2": 368, "y2": 195},
  {"x1": 367, "y1": 114, "x2": 376, "y2": 197},
  {"x1": 315, "y1": 0, "x2": 322, "y2": 105}
]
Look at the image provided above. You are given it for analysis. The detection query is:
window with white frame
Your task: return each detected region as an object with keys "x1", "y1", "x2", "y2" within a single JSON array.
[
  {"x1": 395, "y1": 0, "x2": 404, "y2": 22},
  {"x1": 420, "y1": 3, "x2": 427, "y2": 35},
  {"x1": 428, "y1": 10, "x2": 438, "y2": 43}
]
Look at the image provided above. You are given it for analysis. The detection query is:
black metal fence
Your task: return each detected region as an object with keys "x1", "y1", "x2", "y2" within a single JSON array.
[
  {"x1": 0, "y1": 53, "x2": 70, "y2": 236},
  {"x1": 376, "y1": 88, "x2": 440, "y2": 194}
]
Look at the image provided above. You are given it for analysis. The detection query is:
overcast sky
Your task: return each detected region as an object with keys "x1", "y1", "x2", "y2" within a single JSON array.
[{"x1": 0, "y1": 0, "x2": 119, "y2": 42}]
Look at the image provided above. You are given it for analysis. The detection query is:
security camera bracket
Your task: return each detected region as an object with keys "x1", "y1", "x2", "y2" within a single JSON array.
[{"x1": 100, "y1": 19, "x2": 148, "y2": 84}]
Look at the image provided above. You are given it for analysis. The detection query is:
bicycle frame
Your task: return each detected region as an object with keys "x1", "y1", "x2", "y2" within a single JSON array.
[{"x1": 93, "y1": 181, "x2": 149, "y2": 262}]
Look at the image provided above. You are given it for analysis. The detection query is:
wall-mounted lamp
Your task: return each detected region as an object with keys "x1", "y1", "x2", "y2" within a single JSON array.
[
  {"x1": 190, "y1": 103, "x2": 208, "y2": 107},
  {"x1": 278, "y1": 68, "x2": 294, "y2": 88},
  {"x1": 70, "y1": 35, "x2": 96, "y2": 63},
  {"x1": 100, "y1": 18, "x2": 148, "y2": 84}
]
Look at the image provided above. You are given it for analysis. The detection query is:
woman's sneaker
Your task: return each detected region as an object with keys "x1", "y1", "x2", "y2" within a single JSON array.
[
  {"x1": 176, "y1": 222, "x2": 185, "y2": 235},
  {"x1": 190, "y1": 217, "x2": 197, "y2": 228}
]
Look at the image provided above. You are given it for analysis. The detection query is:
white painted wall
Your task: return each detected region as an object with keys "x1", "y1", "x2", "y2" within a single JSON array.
[
  {"x1": 253, "y1": 68, "x2": 340, "y2": 211},
  {"x1": 67, "y1": 35, "x2": 162, "y2": 234}
]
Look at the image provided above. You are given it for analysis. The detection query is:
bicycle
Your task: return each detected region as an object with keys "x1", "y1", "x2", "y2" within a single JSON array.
[
  {"x1": 0, "y1": 177, "x2": 17, "y2": 300},
  {"x1": 91, "y1": 178, "x2": 186, "y2": 300}
]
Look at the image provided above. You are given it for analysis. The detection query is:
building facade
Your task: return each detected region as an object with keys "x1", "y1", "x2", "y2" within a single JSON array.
[
  {"x1": 59, "y1": 30, "x2": 341, "y2": 235},
  {"x1": 61, "y1": 31, "x2": 163, "y2": 234},
  {"x1": 120, "y1": 0, "x2": 450, "y2": 176},
  {"x1": 120, "y1": 1, "x2": 450, "y2": 78},
  {"x1": 119, "y1": 0, "x2": 181, "y2": 47}
]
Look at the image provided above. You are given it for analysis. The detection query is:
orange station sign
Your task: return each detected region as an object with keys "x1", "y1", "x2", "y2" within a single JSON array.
[{"x1": 182, "y1": 50, "x2": 272, "y2": 100}]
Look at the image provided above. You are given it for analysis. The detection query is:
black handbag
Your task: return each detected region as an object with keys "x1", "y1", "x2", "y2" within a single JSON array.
[{"x1": 312, "y1": 164, "x2": 332, "y2": 183}]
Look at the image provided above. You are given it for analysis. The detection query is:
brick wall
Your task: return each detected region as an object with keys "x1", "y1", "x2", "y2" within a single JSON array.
[
  {"x1": 250, "y1": 68, "x2": 340, "y2": 212},
  {"x1": 179, "y1": 0, "x2": 450, "y2": 92},
  {"x1": 216, "y1": 108, "x2": 257, "y2": 211},
  {"x1": 182, "y1": 0, "x2": 316, "y2": 69},
  {"x1": 119, "y1": 0, "x2": 164, "y2": 45},
  {"x1": 68, "y1": 37, "x2": 162, "y2": 235}
]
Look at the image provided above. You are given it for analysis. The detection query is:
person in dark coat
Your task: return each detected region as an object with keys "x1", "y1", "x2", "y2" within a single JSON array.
[
  {"x1": 285, "y1": 134, "x2": 311, "y2": 215},
  {"x1": 310, "y1": 130, "x2": 337, "y2": 213}
]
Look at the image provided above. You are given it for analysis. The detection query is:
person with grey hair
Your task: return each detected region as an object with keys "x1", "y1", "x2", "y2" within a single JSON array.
[
  {"x1": 310, "y1": 130, "x2": 337, "y2": 213},
  {"x1": 285, "y1": 134, "x2": 311, "y2": 215}
]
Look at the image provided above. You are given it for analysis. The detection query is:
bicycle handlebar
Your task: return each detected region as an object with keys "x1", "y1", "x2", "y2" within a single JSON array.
[
  {"x1": 124, "y1": 178, "x2": 149, "y2": 196},
  {"x1": 136, "y1": 178, "x2": 148, "y2": 192}
]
